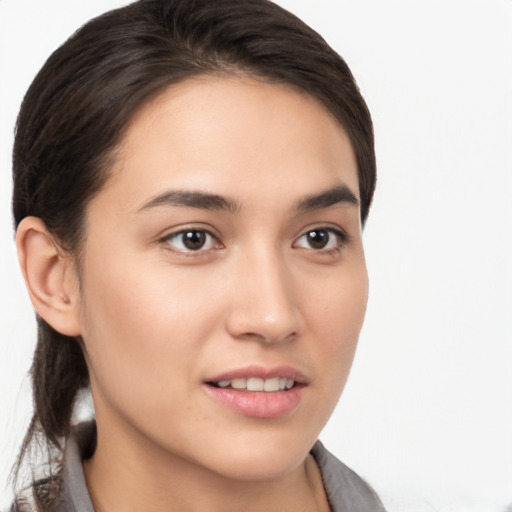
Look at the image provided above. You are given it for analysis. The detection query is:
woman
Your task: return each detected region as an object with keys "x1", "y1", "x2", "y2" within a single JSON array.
[{"x1": 10, "y1": 0, "x2": 383, "y2": 510}]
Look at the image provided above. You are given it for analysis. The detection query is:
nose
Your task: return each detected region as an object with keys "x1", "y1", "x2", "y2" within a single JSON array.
[{"x1": 225, "y1": 250, "x2": 304, "y2": 344}]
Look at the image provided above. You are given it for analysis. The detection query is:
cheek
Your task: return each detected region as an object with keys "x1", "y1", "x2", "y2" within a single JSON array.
[
  {"x1": 81, "y1": 247, "x2": 216, "y2": 335},
  {"x1": 77, "y1": 250, "x2": 220, "y2": 410},
  {"x1": 304, "y1": 258, "x2": 368, "y2": 378},
  {"x1": 308, "y1": 254, "x2": 368, "y2": 332}
]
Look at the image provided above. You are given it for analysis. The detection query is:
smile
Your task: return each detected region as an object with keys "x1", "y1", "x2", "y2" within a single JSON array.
[
  {"x1": 204, "y1": 366, "x2": 307, "y2": 418},
  {"x1": 210, "y1": 377, "x2": 295, "y2": 392}
]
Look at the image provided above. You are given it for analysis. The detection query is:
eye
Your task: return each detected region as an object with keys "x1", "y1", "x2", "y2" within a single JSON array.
[
  {"x1": 293, "y1": 228, "x2": 347, "y2": 251},
  {"x1": 161, "y1": 229, "x2": 219, "y2": 253}
]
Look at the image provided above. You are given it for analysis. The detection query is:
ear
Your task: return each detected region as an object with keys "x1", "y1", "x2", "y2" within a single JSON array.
[{"x1": 16, "y1": 217, "x2": 82, "y2": 337}]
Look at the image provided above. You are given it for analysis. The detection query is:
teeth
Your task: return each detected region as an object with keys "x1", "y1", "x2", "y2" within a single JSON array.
[
  {"x1": 231, "y1": 378, "x2": 247, "y2": 389},
  {"x1": 247, "y1": 377, "x2": 264, "y2": 391},
  {"x1": 214, "y1": 377, "x2": 296, "y2": 392},
  {"x1": 264, "y1": 377, "x2": 280, "y2": 392}
]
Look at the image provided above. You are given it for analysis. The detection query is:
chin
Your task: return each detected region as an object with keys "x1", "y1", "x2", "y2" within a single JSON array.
[
  {"x1": 214, "y1": 451, "x2": 307, "y2": 482},
  {"x1": 187, "y1": 427, "x2": 315, "y2": 482}
]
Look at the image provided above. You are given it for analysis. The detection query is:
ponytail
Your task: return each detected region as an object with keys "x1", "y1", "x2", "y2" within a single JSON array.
[{"x1": 12, "y1": 320, "x2": 88, "y2": 509}]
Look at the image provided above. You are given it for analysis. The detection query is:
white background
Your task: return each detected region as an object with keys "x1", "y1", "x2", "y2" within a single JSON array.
[{"x1": 1, "y1": 1, "x2": 511, "y2": 511}]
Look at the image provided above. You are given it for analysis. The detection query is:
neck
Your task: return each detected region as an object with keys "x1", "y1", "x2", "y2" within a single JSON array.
[{"x1": 83, "y1": 419, "x2": 330, "y2": 512}]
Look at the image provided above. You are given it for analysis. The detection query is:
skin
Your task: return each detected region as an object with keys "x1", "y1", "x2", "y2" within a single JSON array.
[{"x1": 18, "y1": 76, "x2": 368, "y2": 512}]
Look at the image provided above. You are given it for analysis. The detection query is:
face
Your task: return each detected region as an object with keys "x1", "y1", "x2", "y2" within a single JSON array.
[{"x1": 76, "y1": 76, "x2": 368, "y2": 481}]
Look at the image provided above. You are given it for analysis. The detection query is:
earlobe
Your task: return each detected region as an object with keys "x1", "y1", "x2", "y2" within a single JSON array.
[{"x1": 16, "y1": 217, "x2": 82, "y2": 337}]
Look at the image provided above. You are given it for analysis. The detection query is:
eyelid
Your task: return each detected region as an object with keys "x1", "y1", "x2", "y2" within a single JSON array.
[
  {"x1": 159, "y1": 226, "x2": 223, "y2": 254},
  {"x1": 292, "y1": 225, "x2": 351, "y2": 252}
]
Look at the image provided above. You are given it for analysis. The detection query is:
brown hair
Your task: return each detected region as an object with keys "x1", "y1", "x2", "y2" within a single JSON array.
[{"x1": 12, "y1": 0, "x2": 376, "y2": 508}]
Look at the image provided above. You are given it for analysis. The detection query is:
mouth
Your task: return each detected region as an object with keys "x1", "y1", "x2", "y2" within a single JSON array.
[{"x1": 203, "y1": 366, "x2": 307, "y2": 418}]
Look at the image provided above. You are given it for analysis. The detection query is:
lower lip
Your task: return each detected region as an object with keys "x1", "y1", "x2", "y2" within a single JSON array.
[{"x1": 204, "y1": 385, "x2": 304, "y2": 418}]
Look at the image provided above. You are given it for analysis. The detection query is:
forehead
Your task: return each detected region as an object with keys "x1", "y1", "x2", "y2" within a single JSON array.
[{"x1": 97, "y1": 76, "x2": 359, "y2": 212}]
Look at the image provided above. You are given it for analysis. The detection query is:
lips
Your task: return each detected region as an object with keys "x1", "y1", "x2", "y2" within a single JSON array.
[{"x1": 203, "y1": 365, "x2": 307, "y2": 418}]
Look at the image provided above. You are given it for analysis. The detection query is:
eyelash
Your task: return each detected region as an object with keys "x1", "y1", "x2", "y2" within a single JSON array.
[
  {"x1": 293, "y1": 227, "x2": 350, "y2": 255},
  {"x1": 159, "y1": 226, "x2": 350, "y2": 255},
  {"x1": 160, "y1": 229, "x2": 221, "y2": 254}
]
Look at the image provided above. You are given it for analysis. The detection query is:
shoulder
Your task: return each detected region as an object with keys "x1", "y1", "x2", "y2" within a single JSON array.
[
  {"x1": 7, "y1": 422, "x2": 97, "y2": 512},
  {"x1": 311, "y1": 441, "x2": 386, "y2": 512}
]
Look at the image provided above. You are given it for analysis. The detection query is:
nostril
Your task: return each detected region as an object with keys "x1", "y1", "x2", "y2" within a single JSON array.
[
  {"x1": 262, "y1": 331, "x2": 297, "y2": 344},
  {"x1": 235, "y1": 330, "x2": 297, "y2": 344}
]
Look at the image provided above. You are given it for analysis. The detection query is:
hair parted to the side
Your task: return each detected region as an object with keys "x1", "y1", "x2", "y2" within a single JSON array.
[{"x1": 11, "y1": 0, "x2": 376, "y2": 509}]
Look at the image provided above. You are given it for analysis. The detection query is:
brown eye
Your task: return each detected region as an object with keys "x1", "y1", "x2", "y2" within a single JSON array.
[
  {"x1": 305, "y1": 230, "x2": 330, "y2": 249},
  {"x1": 163, "y1": 229, "x2": 217, "y2": 252},
  {"x1": 182, "y1": 230, "x2": 207, "y2": 250},
  {"x1": 294, "y1": 228, "x2": 346, "y2": 251}
]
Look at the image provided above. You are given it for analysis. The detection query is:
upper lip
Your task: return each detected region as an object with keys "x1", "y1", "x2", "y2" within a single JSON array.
[{"x1": 205, "y1": 364, "x2": 308, "y2": 384}]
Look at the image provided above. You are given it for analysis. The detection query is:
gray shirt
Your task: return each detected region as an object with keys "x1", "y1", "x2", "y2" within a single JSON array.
[{"x1": 28, "y1": 422, "x2": 386, "y2": 512}]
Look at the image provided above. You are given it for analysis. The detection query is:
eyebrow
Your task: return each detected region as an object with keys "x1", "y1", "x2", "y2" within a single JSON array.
[
  {"x1": 137, "y1": 184, "x2": 358, "y2": 214},
  {"x1": 137, "y1": 190, "x2": 240, "y2": 213},
  {"x1": 295, "y1": 184, "x2": 359, "y2": 212}
]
